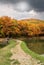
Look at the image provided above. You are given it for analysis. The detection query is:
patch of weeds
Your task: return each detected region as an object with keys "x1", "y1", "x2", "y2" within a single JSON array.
[
  {"x1": 13, "y1": 60, "x2": 20, "y2": 65},
  {"x1": 41, "y1": 63, "x2": 44, "y2": 65},
  {"x1": 37, "y1": 61, "x2": 42, "y2": 64},
  {"x1": 10, "y1": 59, "x2": 15, "y2": 62}
]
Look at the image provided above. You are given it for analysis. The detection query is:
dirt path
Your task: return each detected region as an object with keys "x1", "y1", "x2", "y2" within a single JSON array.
[{"x1": 10, "y1": 40, "x2": 42, "y2": 65}]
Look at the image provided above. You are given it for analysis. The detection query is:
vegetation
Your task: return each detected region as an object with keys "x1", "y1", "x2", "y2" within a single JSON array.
[
  {"x1": 0, "y1": 39, "x2": 16, "y2": 65},
  {"x1": 0, "y1": 16, "x2": 44, "y2": 37},
  {"x1": 21, "y1": 41, "x2": 44, "y2": 62},
  {"x1": 23, "y1": 37, "x2": 44, "y2": 54},
  {"x1": 13, "y1": 60, "x2": 20, "y2": 65},
  {"x1": 0, "y1": 16, "x2": 44, "y2": 64}
]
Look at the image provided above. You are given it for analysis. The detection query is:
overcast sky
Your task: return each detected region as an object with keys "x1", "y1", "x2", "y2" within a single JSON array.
[{"x1": 0, "y1": 0, "x2": 44, "y2": 20}]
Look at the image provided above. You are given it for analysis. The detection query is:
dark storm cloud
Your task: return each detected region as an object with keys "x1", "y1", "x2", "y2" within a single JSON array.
[
  {"x1": 0, "y1": 0, "x2": 18, "y2": 4},
  {"x1": 27, "y1": 0, "x2": 44, "y2": 12},
  {"x1": 0, "y1": 0, "x2": 44, "y2": 12}
]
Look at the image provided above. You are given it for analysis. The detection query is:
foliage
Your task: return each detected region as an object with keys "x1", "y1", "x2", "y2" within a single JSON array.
[
  {"x1": 0, "y1": 16, "x2": 44, "y2": 37},
  {"x1": 21, "y1": 41, "x2": 44, "y2": 62}
]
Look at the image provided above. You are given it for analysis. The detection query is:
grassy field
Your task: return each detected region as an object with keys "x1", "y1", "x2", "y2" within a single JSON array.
[{"x1": 0, "y1": 39, "x2": 16, "y2": 65}]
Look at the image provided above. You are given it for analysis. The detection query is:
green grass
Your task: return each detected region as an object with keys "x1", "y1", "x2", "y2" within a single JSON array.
[
  {"x1": 21, "y1": 41, "x2": 44, "y2": 62},
  {"x1": 0, "y1": 39, "x2": 16, "y2": 65},
  {"x1": 13, "y1": 60, "x2": 20, "y2": 65},
  {"x1": 0, "y1": 38, "x2": 44, "y2": 65}
]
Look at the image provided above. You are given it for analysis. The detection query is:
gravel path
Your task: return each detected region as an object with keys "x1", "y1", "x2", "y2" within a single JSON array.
[{"x1": 10, "y1": 40, "x2": 42, "y2": 65}]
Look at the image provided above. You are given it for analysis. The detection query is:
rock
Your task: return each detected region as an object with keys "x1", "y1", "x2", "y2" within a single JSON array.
[{"x1": 0, "y1": 38, "x2": 9, "y2": 47}]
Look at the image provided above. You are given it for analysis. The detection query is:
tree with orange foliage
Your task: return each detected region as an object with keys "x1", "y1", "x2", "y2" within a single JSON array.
[{"x1": 0, "y1": 16, "x2": 44, "y2": 37}]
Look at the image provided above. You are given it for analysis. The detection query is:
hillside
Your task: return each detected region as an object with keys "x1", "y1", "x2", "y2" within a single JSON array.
[
  {"x1": 0, "y1": 16, "x2": 44, "y2": 37},
  {"x1": 19, "y1": 18, "x2": 44, "y2": 22}
]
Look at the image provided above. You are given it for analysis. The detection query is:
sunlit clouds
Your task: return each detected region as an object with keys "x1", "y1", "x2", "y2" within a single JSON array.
[{"x1": 14, "y1": 1, "x2": 29, "y2": 11}]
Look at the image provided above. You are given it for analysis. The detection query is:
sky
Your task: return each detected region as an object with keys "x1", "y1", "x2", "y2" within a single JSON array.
[{"x1": 0, "y1": 0, "x2": 44, "y2": 20}]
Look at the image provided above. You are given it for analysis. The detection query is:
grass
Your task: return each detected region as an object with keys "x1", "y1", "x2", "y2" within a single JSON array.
[
  {"x1": 23, "y1": 37, "x2": 44, "y2": 54},
  {"x1": 13, "y1": 60, "x2": 20, "y2": 65},
  {"x1": 0, "y1": 39, "x2": 16, "y2": 65},
  {"x1": 21, "y1": 41, "x2": 44, "y2": 62},
  {"x1": 0, "y1": 38, "x2": 44, "y2": 65}
]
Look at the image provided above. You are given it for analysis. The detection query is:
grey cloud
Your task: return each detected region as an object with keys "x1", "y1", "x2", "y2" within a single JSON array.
[
  {"x1": 0, "y1": 0, "x2": 31, "y2": 11},
  {"x1": 27, "y1": 0, "x2": 44, "y2": 12},
  {"x1": 0, "y1": 0, "x2": 20, "y2": 4},
  {"x1": 0, "y1": 0, "x2": 44, "y2": 12}
]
